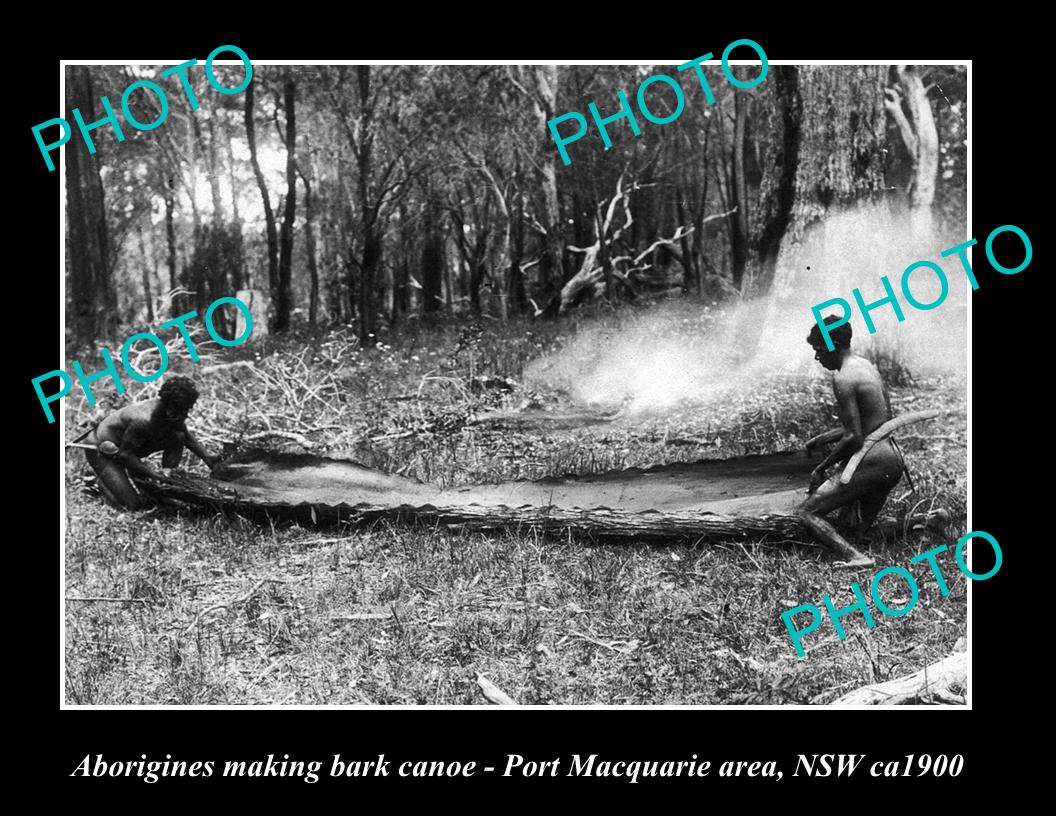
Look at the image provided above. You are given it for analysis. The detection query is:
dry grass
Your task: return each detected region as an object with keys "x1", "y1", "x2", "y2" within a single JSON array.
[{"x1": 64, "y1": 299, "x2": 967, "y2": 705}]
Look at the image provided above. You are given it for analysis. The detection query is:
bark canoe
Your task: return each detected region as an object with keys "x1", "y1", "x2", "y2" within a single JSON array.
[{"x1": 139, "y1": 449, "x2": 828, "y2": 542}]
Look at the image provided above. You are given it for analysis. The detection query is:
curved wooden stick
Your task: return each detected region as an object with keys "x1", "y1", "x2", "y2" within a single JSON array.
[{"x1": 840, "y1": 410, "x2": 940, "y2": 484}]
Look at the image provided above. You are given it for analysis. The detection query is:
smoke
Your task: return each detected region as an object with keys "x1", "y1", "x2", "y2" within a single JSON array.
[{"x1": 524, "y1": 202, "x2": 968, "y2": 415}]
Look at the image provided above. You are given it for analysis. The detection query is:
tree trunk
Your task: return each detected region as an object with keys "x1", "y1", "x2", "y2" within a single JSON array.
[
  {"x1": 359, "y1": 234, "x2": 381, "y2": 342},
  {"x1": 469, "y1": 225, "x2": 487, "y2": 315},
  {"x1": 137, "y1": 223, "x2": 154, "y2": 323},
  {"x1": 301, "y1": 140, "x2": 319, "y2": 328},
  {"x1": 245, "y1": 77, "x2": 279, "y2": 317},
  {"x1": 394, "y1": 257, "x2": 409, "y2": 322},
  {"x1": 65, "y1": 66, "x2": 116, "y2": 344},
  {"x1": 507, "y1": 191, "x2": 527, "y2": 315},
  {"x1": 204, "y1": 115, "x2": 225, "y2": 222},
  {"x1": 421, "y1": 197, "x2": 444, "y2": 315},
  {"x1": 164, "y1": 175, "x2": 177, "y2": 293},
  {"x1": 884, "y1": 65, "x2": 939, "y2": 239},
  {"x1": 730, "y1": 91, "x2": 749, "y2": 290},
  {"x1": 353, "y1": 66, "x2": 380, "y2": 345},
  {"x1": 675, "y1": 184, "x2": 691, "y2": 292},
  {"x1": 747, "y1": 66, "x2": 888, "y2": 297},
  {"x1": 185, "y1": 115, "x2": 201, "y2": 241},
  {"x1": 391, "y1": 201, "x2": 410, "y2": 322},
  {"x1": 523, "y1": 66, "x2": 563, "y2": 297},
  {"x1": 540, "y1": 161, "x2": 562, "y2": 295},
  {"x1": 224, "y1": 116, "x2": 245, "y2": 291},
  {"x1": 689, "y1": 118, "x2": 711, "y2": 295},
  {"x1": 275, "y1": 69, "x2": 297, "y2": 333}
]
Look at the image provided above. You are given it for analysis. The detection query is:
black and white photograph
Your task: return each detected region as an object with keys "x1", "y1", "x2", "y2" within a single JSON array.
[{"x1": 58, "y1": 57, "x2": 970, "y2": 707}]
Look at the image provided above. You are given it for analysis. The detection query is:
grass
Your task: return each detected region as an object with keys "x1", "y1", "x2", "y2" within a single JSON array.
[{"x1": 64, "y1": 297, "x2": 968, "y2": 705}]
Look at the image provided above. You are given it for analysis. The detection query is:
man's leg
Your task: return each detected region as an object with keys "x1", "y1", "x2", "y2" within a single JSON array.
[
  {"x1": 854, "y1": 487, "x2": 894, "y2": 544},
  {"x1": 86, "y1": 450, "x2": 148, "y2": 511},
  {"x1": 798, "y1": 443, "x2": 902, "y2": 568},
  {"x1": 799, "y1": 486, "x2": 876, "y2": 568}
]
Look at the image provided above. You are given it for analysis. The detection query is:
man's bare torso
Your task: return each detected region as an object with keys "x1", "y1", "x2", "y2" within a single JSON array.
[
  {"x1": 834, "y1": 356, "x2": 890, "y2": 436},
  {"x1": 94, "y1": 400, "x2": 185, "y2": 457}
]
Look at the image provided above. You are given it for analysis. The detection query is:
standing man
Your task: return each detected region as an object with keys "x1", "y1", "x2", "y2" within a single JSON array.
[
  {"x1": 799, "y1": 316, "x2": 904, "y2": 568},
  {"x1": 85, "y1": 376, "x2": 220, "y2": 510}
]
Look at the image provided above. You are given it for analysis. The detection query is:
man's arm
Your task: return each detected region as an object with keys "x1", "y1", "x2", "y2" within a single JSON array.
[
  {"x1": 806, "y1": 427, "x2": 843, "y2": 452},
  {"x1": 808, "y1": 377, "x2": 864, "y2": 491},
  {"x1": 183, "y1": 425, "x2": 219, "y2": 468},
  {"x1": 115, "y1": 422, "x2": 171, "y2": 483}
]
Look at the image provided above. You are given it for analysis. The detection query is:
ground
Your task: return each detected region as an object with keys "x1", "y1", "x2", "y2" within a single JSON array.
[{"x1": 64, "y1": 298, "x2": 967, "y2": 705}]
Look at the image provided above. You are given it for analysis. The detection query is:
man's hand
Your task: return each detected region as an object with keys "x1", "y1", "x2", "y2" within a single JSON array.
[
  {"x1": 149, "y1": 468, "x2": 175, "y2": 485},
  {"x1": 808, "y1": 466, "x2": 827, "y2": 494}
]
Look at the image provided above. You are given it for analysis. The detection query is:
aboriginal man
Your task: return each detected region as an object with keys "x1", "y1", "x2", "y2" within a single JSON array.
[
  {"x1": 799, "y1": 316, "x2": 904, "y2": 569},
  {"x1": 85, "y1": 376, "x2": 220, "y2": 510}
]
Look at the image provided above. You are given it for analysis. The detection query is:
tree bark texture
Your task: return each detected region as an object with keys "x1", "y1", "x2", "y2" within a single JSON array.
[
  {"x1": 747, "y1": 66, "x2": 888, "y2": 297},
  {"x1": 884, "y1": 65, "x2": 939, "y2": 238},
  {"x1": 65, "y1": 66, "x2": 117, "y2": 344}
]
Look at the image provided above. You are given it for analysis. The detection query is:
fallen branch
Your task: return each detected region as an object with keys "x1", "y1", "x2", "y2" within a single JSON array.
[
  {"x1": 66, "y1": 596, "x2": 149, "y2": 604},
  {"x1": 830, "y1": 649, "x2": 966, "y2": 705},
  {"x1": 477, "y1": 673, "x2": 518, "y2": 705}
]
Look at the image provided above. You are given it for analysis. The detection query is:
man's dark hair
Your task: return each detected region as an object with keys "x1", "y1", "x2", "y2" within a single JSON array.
[
  {"x1": 159, "y1": 376, "x2": 199, "y2": 412},
  {"x1": 807, "y1": 315, "x2": 852, "y2": 350}
]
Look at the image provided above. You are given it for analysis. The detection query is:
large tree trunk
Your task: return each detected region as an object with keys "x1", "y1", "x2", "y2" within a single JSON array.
[
  {"x1": 730, "y1": 91, "x2": 750, "y2": 291},
  {"x1": 747, "y1": 66, "x2": 888, "y2": 298},
  {"x1": 65, "y1": 66, "x2": 117, "y2": 345},
  {"x1": 245, "y1": 77, "x2": 279, "y2": 321},
  {"x1": 513, "y1": 66, "x2": 563, "y2": 299},
  {"x1": 884, "y1": 65, "x2": 939, "y2": 239},
  {"x1": 275, "y1": 69, "x2": 297, "y2": 333}
]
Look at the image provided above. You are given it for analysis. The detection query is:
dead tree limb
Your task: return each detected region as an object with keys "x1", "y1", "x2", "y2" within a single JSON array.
[{"x1": 830, "y1": 649, "x2": 966, "y2": 706}]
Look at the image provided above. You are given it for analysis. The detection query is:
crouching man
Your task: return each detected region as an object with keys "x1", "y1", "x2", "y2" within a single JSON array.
[
  {"x1": 85, "y1": 376, "x2": 220, "y2": 510},
  {"x1": 799, "y1": 317, "x2": 905, "y2": 569}
]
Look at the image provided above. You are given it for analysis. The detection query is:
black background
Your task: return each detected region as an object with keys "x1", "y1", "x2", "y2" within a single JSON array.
[{"x1": 17, "y1": 11, "x2": 1040, "y2": 801}]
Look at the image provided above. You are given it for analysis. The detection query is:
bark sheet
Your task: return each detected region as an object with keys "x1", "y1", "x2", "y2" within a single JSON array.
[{"x1": 143, "y1": 449, "x2": 823, "y2": 541}]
